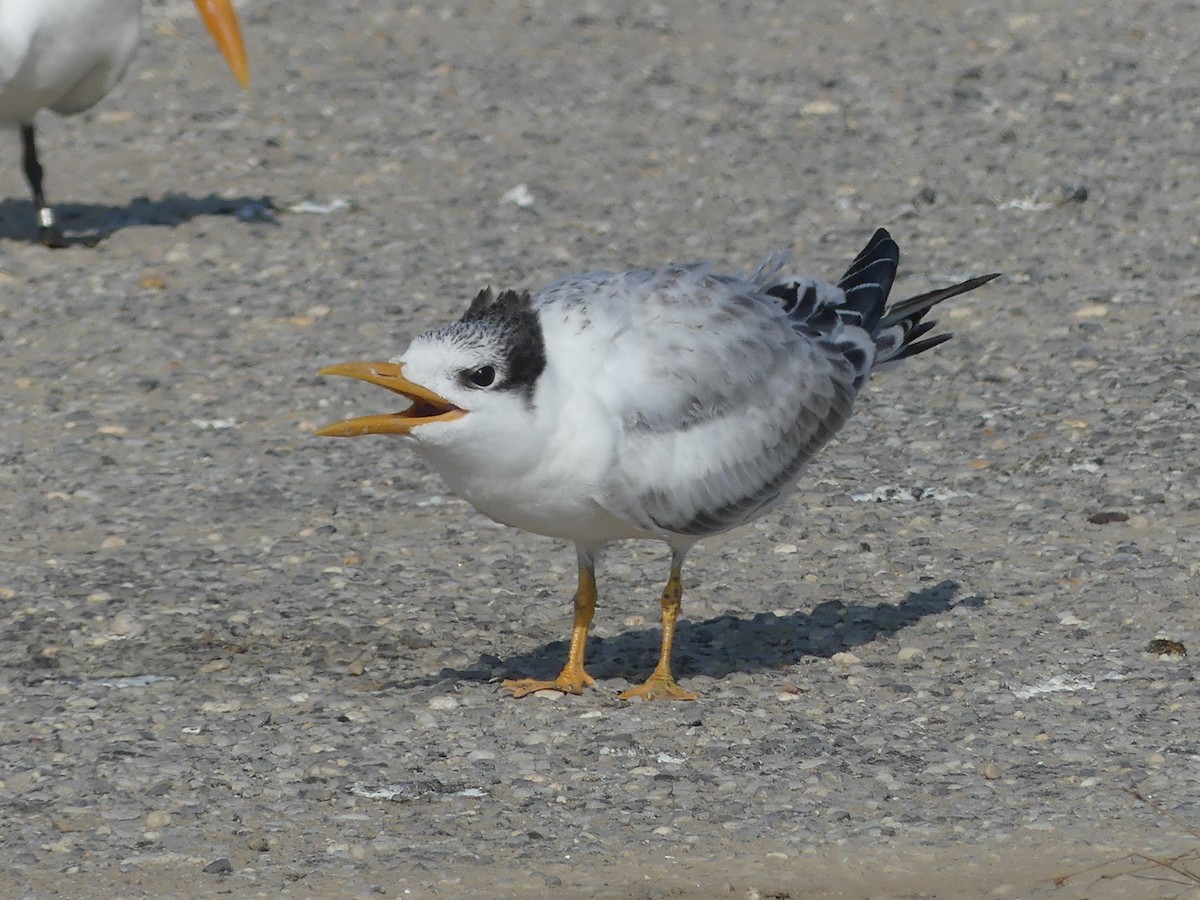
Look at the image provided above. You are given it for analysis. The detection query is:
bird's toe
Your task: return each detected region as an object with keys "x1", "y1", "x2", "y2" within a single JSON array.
[
  {"x1": 501, "y1": 669, "x2": 595, "y2": 698},
  {"x1": 618, "y1": 673, "x2": 699, "y2": 702},
  {"x1": 38, "y1": 226, "x2": 68, "y2": 249}
]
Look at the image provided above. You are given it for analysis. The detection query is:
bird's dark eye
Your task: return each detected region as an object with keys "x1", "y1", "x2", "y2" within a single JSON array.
[{"x1": 465, "y1": 365, "x2": 496, "y2": 388}]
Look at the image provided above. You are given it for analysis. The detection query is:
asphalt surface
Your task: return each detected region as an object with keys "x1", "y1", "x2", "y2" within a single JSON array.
[{"x1": 2, "y1": 1, "x2": 1198, "y2": 897}]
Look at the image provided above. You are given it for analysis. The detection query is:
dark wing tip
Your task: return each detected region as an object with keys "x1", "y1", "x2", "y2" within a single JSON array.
[{"x1": 837, "y1": 228, "x2": 902, "y2": 332}]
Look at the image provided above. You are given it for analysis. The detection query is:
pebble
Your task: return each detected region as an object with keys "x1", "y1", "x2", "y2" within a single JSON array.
[
  {"x1": 200, "y1": 700, "x2": 242, "y2": 714},
  {"x1": 51, "y1": 817, "x2": 90, "y2": 834},
  {"x1": 109, "y1": 610, "x2": 141, "y2": 636}
]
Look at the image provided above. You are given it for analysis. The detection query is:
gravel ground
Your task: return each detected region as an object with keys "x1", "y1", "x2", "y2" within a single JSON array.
[{"x1": 2, "y1": 0, "x2": 1198, "y2": 897}]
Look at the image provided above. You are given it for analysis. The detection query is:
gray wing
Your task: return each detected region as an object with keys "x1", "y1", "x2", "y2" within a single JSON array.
[{"x1": 557, "y1": 265, "x2": 861, "y2": 537}]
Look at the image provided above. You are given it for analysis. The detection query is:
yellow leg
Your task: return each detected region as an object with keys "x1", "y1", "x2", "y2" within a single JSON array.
[
  {"x1": 503, "y1": 550, "x2": 599, "y2": 697},
  {"x1": 619, "y1": 552, "x2": 699, "y2": 702}
]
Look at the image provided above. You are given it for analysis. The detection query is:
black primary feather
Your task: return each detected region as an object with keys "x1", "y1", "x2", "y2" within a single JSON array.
[
  {"x1": 835, "y1": 227, "x2": 899, "y2": 333},
  {"x1": 764, "y1": 228, "x2": 999, "y2": 381}
]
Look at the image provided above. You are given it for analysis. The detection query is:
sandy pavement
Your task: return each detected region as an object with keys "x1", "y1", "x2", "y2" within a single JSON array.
[{"x1": 2, "y1": 1, "x2": 1198, "y2": 897}]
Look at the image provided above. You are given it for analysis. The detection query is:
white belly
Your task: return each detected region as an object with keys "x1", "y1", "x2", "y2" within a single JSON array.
[{"x1": 419, "y1": 436, "x2": 653, "y2": 545}]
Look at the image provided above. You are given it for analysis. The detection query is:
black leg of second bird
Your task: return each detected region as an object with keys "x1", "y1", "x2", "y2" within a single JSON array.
[{"x1": 21, "y1": 124, "x2": 66, "y2": 248}]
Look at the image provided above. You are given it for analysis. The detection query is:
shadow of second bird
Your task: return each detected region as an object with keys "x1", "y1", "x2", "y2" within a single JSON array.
[{"x1": 0, "y1": 193, "x2": 275, "y2": 246}]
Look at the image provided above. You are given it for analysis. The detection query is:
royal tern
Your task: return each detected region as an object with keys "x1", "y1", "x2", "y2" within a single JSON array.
[
  {"x1": 319, "y1": 229, "x2": 999, "y2": 701},
  {"x1": 0, "y1": 0, "x2": 249, "y2": 246}
]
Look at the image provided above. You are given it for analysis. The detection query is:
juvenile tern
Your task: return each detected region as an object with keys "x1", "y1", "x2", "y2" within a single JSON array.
[
  {"x1": 0, "y1": 0, "x2": 249, "y2": 246},
  {"x1": 319, "y1": 228, "x2": 999, "y2": 701}
]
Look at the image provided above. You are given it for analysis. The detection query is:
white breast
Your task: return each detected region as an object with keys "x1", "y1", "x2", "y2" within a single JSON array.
[{"x1": 414, "y1": 367, "x2": 653, "y2": 545}]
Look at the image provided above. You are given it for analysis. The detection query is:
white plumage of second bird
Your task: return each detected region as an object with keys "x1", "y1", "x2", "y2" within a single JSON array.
[
  {"x1": 319, "y1": 228, "x2": 999, "y2": 701},
  {"x1": 0, "y1": 0, "x2": 248, "y2": 244}
]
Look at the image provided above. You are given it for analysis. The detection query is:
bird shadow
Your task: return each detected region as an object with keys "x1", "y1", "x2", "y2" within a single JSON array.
[
  {"x1": 397, "y1": 579, "x2": 979, "y2": 691},
  {"x1": 0, "y1": 193, "x2": 276, "y2": 246}
]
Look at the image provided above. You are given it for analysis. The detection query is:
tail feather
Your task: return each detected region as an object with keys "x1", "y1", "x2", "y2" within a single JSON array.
[
  {"x1": 878, "y1": 273, "x2": 1001, "y2": 329},
  {"x1": 887, "y1": 332, "x2": 954, "y2": 362},
  {"x1": 766, "y1": 227, "x2": 999, "y2": 382},
  {"x1": 874, "y1": 271, "x2": 1000, "y2": 366},
  {"x1": 906, "y1": 320, "x2": 938, "y2": 342}
]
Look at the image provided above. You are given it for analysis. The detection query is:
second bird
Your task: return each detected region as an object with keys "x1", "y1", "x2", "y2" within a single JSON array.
[{"x1": 0, "y1": 0, "x2": 249, "y2": 246}]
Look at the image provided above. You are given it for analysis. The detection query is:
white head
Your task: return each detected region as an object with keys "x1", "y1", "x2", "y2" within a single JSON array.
[{"x1": 317, "y1": 288, "x2": 548, "y2": 463}]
